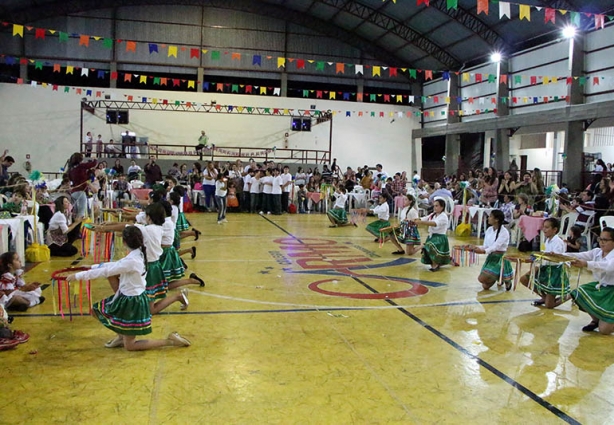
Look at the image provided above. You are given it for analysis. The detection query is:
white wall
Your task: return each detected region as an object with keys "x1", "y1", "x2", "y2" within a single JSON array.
[{"x1": 0, "y1": 83, "x2": 419, "y2": 174}]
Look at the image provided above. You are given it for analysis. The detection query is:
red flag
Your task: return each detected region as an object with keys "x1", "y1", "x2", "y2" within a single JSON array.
[
  {"x1": 593, "y1": 77, "x2": 600, "y2": 86},
  {"x1": 544, "y1": 8, "x2": 556, "y2": 24},
  {"x1": 389, "y1": 67, "x2": 397, "y2": 77},
  {"x1": 190, "y1": 48, "x2": 199, "y2": 59},
  {"x1": 172, "y1": 79, "x2": 180, "y2": 87},
  {"x1": 477, "y1": 0, "x2": 488, "y2": 15},
  {"x1": 110, "y1": 72, "x2": 118, "y2": 80},
  {"x1": 417, "y1": 0, "x2": 430, "y2": 5},
  {"x1": 475, "y1": 74, "x2": 482, "y2": 83},
  {"x1": 246, "y1": 85, "x2": 253, "y2": 93},
  {"x1": 316, "y1": 91, "x2": 323, "y2": 99},
  {"x1": 52, "y1": 85, "x2": 58, "y2": 91},
  {"x1": 35, "y1": 28, "x2": 45, "y2": 39},
  {"x1": 384, "y1": 94, "x2": 390, "y2": 103},
  {"x1": 530, "y1": 76, "x2": 537, "y2": 85},
  {"x1": 425, "y1": 70, "x2": 433, "y2": 80},
  {"x1": 296, "y1": 59, "x2": 305, "y2": 69}
]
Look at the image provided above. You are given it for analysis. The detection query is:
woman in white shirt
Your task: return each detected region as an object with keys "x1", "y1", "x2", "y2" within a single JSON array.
[
  {"x1": 414, "y1": 198, "x2": 450, "y2": 271},
  {"x1": 202, "y1": 161, "x2": 218, "y2": 212},
  {"x1": 468, "y1": 210, "x2": 513, "y2": 290},
  {"x1": 215, "y1": 173, "x2": 228, "y2": 224},
  {"x1": 519, "y1": 218, "x2": 569, "y2": 307},
  {"x1": 46, "y1": 196, "x2": 83, "y2": 257},
  {"x1": 327, "y1": 186, "x2": 352, "y2": 227},
  {"x1": 67, "y1": 226, "x2": 190, "y2": 350},
  {"x1": 567, "y1": 227, "x2": 614, "y2": 334},
  {"x1": 366, "y1": 194, "x2": 392, "y2": 241}
]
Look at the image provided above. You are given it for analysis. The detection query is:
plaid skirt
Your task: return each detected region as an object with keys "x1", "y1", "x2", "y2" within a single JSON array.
[
  {"x1": 92, "y1": 292, "x2": 152, "y2": 336},
  {"x1": 396, "y1": 221, "x2": 421, "y2": 245},
  {"x1": 421, "y1": 233, "x2": 451, "y2": 265},
  {"x1": 571, "y1": 282, "x2": 614, "y2": 323}
]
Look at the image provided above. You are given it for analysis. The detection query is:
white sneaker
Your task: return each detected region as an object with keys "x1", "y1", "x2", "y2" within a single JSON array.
[
  {"x1": 222, "y1": 219, "x2": 228, "y2": 223},
  {"x1": 259, "y1": 211, "x2": 264, "y2": 215},
  {"x1": 217, "y1": 220, "x2": 223, "y2": 225},
  {"x1": 168, "y1": 332, "x2": 191, "y2": 347},
  {"x1": 267, "y1": 212, "x2": 271, "y2": 215}
]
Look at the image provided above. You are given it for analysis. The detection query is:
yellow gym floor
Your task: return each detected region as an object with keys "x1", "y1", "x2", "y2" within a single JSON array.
[{"x1": 3, "y1": 212, "x2": 613, "y2": 424}]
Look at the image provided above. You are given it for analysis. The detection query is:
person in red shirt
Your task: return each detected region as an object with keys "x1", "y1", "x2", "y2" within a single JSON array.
[{"x1": 67, "y1": 152, "x2": 97, "y2": 218}]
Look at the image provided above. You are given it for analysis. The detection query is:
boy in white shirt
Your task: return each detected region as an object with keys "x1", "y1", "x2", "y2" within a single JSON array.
[
  {"x1": 249, "y1": 170, "x2": 262, "y2": 213},
  {"x1": 271, "y1": 168, "x2": 283, "y2": 215},
  {"x1": 260, "y1": 169, "x2": 273, "y2": 215}
]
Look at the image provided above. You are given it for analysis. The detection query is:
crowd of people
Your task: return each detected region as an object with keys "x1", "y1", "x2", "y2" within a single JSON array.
[{"x1": 3, "y1": 150, "x2": 614, "y2": 351}]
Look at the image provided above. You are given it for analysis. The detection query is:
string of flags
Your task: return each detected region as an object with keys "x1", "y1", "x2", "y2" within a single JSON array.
[
  {"x1": 2, "y1": 0, "x2": 611, "y2": 83},
  {"x1": 386, "y1": 0, "x2": 611, "y2": 31},
  {"x1": 2, "y1": 72, "x2": 580, "y2": 119}
]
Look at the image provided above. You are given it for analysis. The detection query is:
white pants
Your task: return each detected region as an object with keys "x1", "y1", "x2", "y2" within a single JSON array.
[{"x1": 1, "y1": 287, "x2": 43, "y2": 307}]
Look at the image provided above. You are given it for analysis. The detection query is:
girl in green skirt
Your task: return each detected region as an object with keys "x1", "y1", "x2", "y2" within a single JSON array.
[
  {"x1": 568, "y1": 227, "x2": 614, "y2": 335},
  {"x1": 366, "y1": 194, "x2": 392, "y2": 241},
  {"x1": 94, "y1": 203, "x2": 187, "y2": 315},
  {"x1": 519, "y1": 218, "x2": 569, "y2": 308},
  {"x1": 415, "y1": 198, "x2": 450, "y2": 271},
  {"x1": 467, "y1": 210, "x2": 513, "y2": 290},
  {"x1": 66, "y1": 226, "x2": 190, "y2": 350},
  {"x1": 327, "y1": 186, "x2": 353, "y2": 227},
  {"x1": 169, "y1": 191, "x2": 201, "y2": 256}
]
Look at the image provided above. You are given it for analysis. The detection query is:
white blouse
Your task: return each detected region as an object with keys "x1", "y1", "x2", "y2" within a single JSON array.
[
  {"x1": 133, "y1": 223, "x2": 163, "y2": 262},
  {"x1": 399, "y1": 206, "x2": 418, "y2": 222},
  {"x1": 333, "y1": 192, "x2": 348, "y2": 209},
  {"x1": 161, "y1": 217, "x2": 175, "y2": 246},
  {"x1": 171, "y1": 205, "x2": 179, "y2": 226},
  {"x1": 567, "y1": 248, "x2": 614, "y2": 287},
  {"x1": 75, "y1": 249, "x2": 146, "y2": 296},
  {"x1": 373, "y1": 202, "x2": 390, "y2": 221},
  {"x1": 479, "y1": 226, "x2": 510, "y2": 254},
  {"x1": 423, "y1": 212, "x2": 448, "y2": 235},
  {"x1": 48, "y1": 211, "x2": 70, "y2": 233}
]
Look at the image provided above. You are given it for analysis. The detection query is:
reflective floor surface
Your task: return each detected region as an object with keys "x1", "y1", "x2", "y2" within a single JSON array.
[{"x1": 3, "y1": 212, "x2": 613, "y2": 424}]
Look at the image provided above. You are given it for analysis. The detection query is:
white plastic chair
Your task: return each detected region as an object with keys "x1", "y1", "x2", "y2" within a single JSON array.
[
  {"x1": 0, "y1": 194, "x2": 7, "y2": 207},
  {"x1": 582, "y1": 214, "x2": 596, "y2": 249},
  {"x1": 558, "y1": 212, "x2": 578, "y2": 239},
  {"x1": 600, "y1": 215, "x2": 614, "y2": 230}
]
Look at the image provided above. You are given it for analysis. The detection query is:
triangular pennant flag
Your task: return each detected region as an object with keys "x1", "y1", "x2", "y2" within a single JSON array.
[
  {"x1": 389, "y1": 67, "x2": 397, "y2": 77},
  {"x1": 519, "y1": 5, "x2": 531, "y2": 21},
  {"x1": 149, "y1": 43, "x2": 158, "y2": 54},
  {"x1": 253, "y1": 55, "x2": 261, "y2": 66},
  {"x1": 66, "y1": 66, "x2": 74, "y2": 74},
  {"x1": 296, "y1": 59, "x2": 305, "y2": 69},
  {"x1": 34, "y1": 61, "x2": 43, "y2": 70},
  {"x1": 277, "y1": 57, "x2": 286, "y2": 68},
  {"x1": 188, "y1": 80, "x2": 195, "y2": 89},
  {"x1": 442, "y1": 71, "x2": 450, "y2": 80},
  {"x1": 211, "y1": 51, "x2": 220, "y2": 60},
  {"x1": 544, "y1": 8, "x2": 556, "y2": 24},
  {"x1": 355, "y1": 64, "x2": 363, "y2": 75},
  {"x1": 372, "y1": 66, "x2": 381, "y2": 77},
  {"x1": 124, "y1": 73, "x2": 132, "y2": 82},
  {"x1": 500, "y1": 74, "x2": 508, "y2": 85},
  {"x1": 447, "y1": 0, "x2": 458, "y2": 10},
  {"x1": 160, "y1": 77, "x2": 167, "y2": 85},
  {"x1": 477, "y1": 0, "x2": 488, "y2": 15},
  {"x1": 274, "y1": 87, "x2": 281, "y2": 96},
  {"x1": 79, "y1": 35, "x2": 89, "y2": 47},
  {"x1": 111, "y1": 71, "x2": 118, "y2": 80},
  {"x1": 12, "y1": 24, "x2": 23, "y2": 37},
  {"x1": 425, "y1": 70, "x2": 433, "y2": 80},
  {"x1": 102, "y1": 38, "x2": 113, "y2": 49},
  {"x1": 139, "y1": 75, "x2": 147, "y2": 84},
  {"x1": 58, "y1": 31, "x2": 68, "y2": 42},
  {"x1": 190, "y1": 48, "x2": 199, "y2": 59},
  {"x1": 499, "y1": 2, "x2": 511, "y2": 19},
  {"x1": 409, "y1": 69, "x2": 417, "y2": 79},
  {"x1": 593, "y1": 77, "x2": 600, "y2": 86},
  {"x1": 260, "y1": 86, "x2": 267, "y2": 95},
  {"x1": 168, "y1": 45, "x2": 178, "y2": 58},
  {"x1": 81, "y1": 68, "x2": 89, "y2": 77},
  {"x1": 316, "y1": 61, "x2": 325, "y2": 71},
  {"x1": 153, "y1": 77, "x2": 160, "y2": 85},
  {"x1": 336, "y1": 63, "x2": 345, "y2": 74},
  {"x1": 126, "y1": 41, "x2": 136, "y2": 52},
  {"x1": 231, "y1": 52, "x2": 241, "y2": 60},
  {"x1": 329, "y1": 92, "x2": 336, "y2": 100},
  {"x1": 35, "y1": 28, "x2": 45, "y2": 39}
]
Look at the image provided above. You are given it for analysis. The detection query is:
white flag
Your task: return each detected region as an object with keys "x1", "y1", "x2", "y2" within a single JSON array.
[
  {"x1": 499, "y1": 2, "x2": 511, "y2": 19},
  {"x1": 355, "y1": 64, "x2": 364, "y2": 75}
]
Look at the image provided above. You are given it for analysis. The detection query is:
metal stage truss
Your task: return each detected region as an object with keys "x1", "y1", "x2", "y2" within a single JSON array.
[{"x1": 79, "y1": 100, "x2": 333, "y2": 164}]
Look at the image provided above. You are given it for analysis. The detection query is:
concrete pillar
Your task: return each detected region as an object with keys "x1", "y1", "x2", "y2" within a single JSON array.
[
  {"x1": 496, "y1": 60, "x2": 510, "y2": 117},
  {"x1": 447, "y1": 74, "x2": 460, "y2": 124},
  {"x1": 197, "y1": 68, "x2": 204, "y2": 93},
  {"x1": 19, "y1": 63, "x2": 27, "y2": 81},
  {"x1": 412, "y1": 137, "x2": 422, "y2": 176},
  {"x1": 562, "y1": 121, "x2": 584, "y2": 190},
  {"x1": 281, "y1": 72, "x2": 288, "y2": 97},
  {"x1": 567, "y1": 33, "x2": 584, "y2": 106},
  {"x1": 445, "y1": 133, "x2": 461, "y2": 175},
  {"x1": 109, "y1": 62, "x2": 117, "y2": 89},
  {"x1": 495, "y1": 129, "x2": 510, "y2": 171}
]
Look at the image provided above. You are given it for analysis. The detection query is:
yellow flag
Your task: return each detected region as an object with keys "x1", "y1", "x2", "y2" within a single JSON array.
[
  {"x1": 372, "y1": 66, "x2": 381, "y2": 77},
  {"x1": 277, "y1": 57, "x2": 286, "y2": 68},
  {"x1": 139, "y1": 75, "x2": 147, "y2": 84},
  {"x1": 462, "y1": 72, "x2": 470, "y2": 82},
  {"x1": 260, "y1": 86, "x2": 267, "y2": 94},
  {"x1": 66, "y1": 66, "x2": 74, "y2": 74},
  {"x1": 13, "y1": 24, "x2": 24, "y2": 37},
  {"x1": 329, "y1": 92, "x2": 336, "y2": 100},
  {"x1": 168, "y1": 46, "x2": 178, "y2": 58},
  {"x1": 187, "y1": 80, "x2": 195, "y2": 89},
  {"x1": 543, "y1": 76, "x2": 549, "y2": 85},
  {"x1": 519, "y1": 5, "x2": 531, "y2": 21}
]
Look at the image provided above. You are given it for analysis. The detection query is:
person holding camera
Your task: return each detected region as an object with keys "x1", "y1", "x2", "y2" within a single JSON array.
[
  {"x1": 144, "y1": 156, "x2": 162, "y2": 189},
  {"x1": 215, "y1": 173, "x2": 228, "y2": 224}
]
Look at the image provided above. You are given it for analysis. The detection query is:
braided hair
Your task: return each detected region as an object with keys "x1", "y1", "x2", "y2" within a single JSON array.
[
  {"x1": 122, "y1": 226, "x2": 148, "y2": 275},
  {"x1": 490, "y1": 209, "x2": 505, "y2": 242}
]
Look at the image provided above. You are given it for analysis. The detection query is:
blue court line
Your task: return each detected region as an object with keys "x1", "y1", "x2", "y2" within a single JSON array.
[{"x1": 262, "y1": 216, "x2": 581, "y2": 425}]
